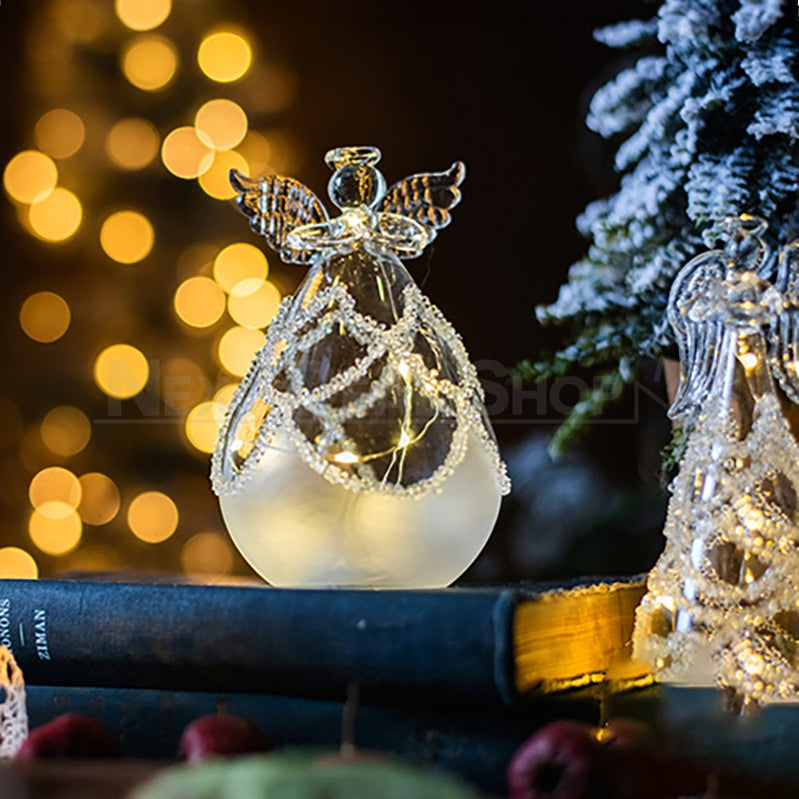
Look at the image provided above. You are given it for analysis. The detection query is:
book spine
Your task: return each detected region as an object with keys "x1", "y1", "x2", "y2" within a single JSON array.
[
  {"x1": 23, "y1": 684, "x2": 568, "y2": 795},
  {"x1": 0, "y1": 580, "x2": 516, "y2": 706}
]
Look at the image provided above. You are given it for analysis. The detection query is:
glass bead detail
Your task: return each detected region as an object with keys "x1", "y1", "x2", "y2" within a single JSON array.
[{"x1": 633, "y1": 215, "x2": 799, "y2": 707}]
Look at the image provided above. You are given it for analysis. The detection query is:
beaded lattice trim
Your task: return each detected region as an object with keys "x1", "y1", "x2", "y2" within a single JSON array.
[{"x1": 211, "y1": 281, "x2": 510, "y2": 499}]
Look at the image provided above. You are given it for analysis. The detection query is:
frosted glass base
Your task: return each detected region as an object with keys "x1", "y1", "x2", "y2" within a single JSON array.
[{"x1": 219, "y1": 430, "x2": 502, "y2": 588}]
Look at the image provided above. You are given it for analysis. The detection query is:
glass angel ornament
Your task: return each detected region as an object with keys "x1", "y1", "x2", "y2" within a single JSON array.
[
  {"x1": 211, "y1": 146, "x2": 510, "y2": 588},
  {"x1": 633, "y1": 215, "x2": 799, "y2": 708}
]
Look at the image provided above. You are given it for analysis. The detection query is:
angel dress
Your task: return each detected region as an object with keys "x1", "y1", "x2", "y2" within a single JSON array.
[
  {"x1": 211, "y1": 147, "x2": 509, "y2": 588},
  {"x1": 633, "y1": 216, "x2": 799, "y2": 707}
]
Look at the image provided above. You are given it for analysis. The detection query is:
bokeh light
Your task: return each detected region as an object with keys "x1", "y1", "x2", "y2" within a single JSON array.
[
  {"x1": 161, "y1": 358, "x2": 207, "y2": 410},
  {"x1": 115, "y1": 0, "x2": 172, "y2": 31},
  {"x1": 29, "y1": 466, "x2": 82, "y2": 511},
  {"x1": 40, "y1": 406, "x2": 91, "y2": 457},
  {"x1": 185, "y1": 401, "x2": 225, "y2": 453},
  {"x1": 194, "y1": 99, "x2": 248, "y2": 150},
  {"x1": 177, "y1": 242, "x2": 219, "y2": 280},
  {"x1": 106, "y1": 117, "x2": 160, "y2": 170},
  {"x1": 161, "y1": 126, "x2": 214, "y2": 179},
  {"x1": 3, "y1": 151, "x2": 58, "y2": 204},
  {"x1": 100, "y1": 210, "x2": 154, "y2": 263},
  {"x1": 19, "y1": 291, "x2": 71, "y2": 343},
  {"x1": 217, "y1": 326, "x2": 264, "y2": 377},
  {"x1": 198, "y1": 150, "x2": 248, "y2": 200},
  {"x1": 213, "y1": 242, "x2": 268, "y2": 292},
  {"x1": 51, "y1": 0, "x2": 110, "y2": 43},
  {"x1": 94, "y1": 344, "x2": 149, "y2": 399},
  {"x1": 197, "y1": 30, "x2": 252, "y2": 83},
  {"x1": 29, "y1": 506, "x2": 82, "y2": 555},
  {"x1": 213, "y1": 383, "x2": 238, "y2": 408},
  {"x1": 181, "y1": 531, "x2": 233, "y2": 575},
  {"x1": 0, "y1": 547, "x2": 38, "y2": 579},
  {"x1": 174, "y1": 276, "x2": 226, "y2": 328},
  {"x1": 228, "y1": 279, "x2": 281, "y2": 329},
  {"x1": 65, "y1": 545, "x2": 123, "y2": 573},
  {"x1": 127, "y1": 490, "x2": 178, "y2": 543},
  {"x1": 78, "y1": 472, "x2": 121, "y2": 526},
  {"x1": 34, "y1": 109, "x2": 86, "y2": 159},
  {"x1": 28, "y1": 188, "x2": 82, "y2": 241},
  {"x1": 235, "y1": 131, "x2": 271, "y2": 176},
  {"x1": 121, "y1": 34, "x2": 178, "y2": 91}
]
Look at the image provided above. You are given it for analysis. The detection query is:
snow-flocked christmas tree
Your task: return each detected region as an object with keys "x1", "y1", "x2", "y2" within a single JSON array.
[{"x1": 533, "y1": 0, "x2": 799, "y2": 453}]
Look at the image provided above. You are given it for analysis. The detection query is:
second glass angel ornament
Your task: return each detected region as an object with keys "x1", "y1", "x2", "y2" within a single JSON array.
[
  {"x1": 633, "y1": 215, "x2": 799, "y2": 708},
  {"x1": 211, "y1": 147, "x2": 510, "y2": 588}
]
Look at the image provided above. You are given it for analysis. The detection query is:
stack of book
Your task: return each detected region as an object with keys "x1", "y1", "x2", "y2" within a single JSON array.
[{"x1": 0, "y1": 575, "x2": 649, "y2": 795}]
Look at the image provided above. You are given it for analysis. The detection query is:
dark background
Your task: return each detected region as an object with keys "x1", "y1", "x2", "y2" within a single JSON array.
[{"x1": 0, "y1": 0, "x2": 670, "y2": 581}]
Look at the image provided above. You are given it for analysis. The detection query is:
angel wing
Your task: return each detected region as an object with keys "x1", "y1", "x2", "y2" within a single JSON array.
[
  {"x1": 770, "y1": 241, "x2": 799, "y2": 403},
  {"x1": 229, "y1": 170, "x2": 329, "y2": 265},
  {"x1": 667, "y1": 248, "x2": 727, "y2": 423},
  {"x1": 379, "y1": 161, "x2": 465, "y2": 252}
]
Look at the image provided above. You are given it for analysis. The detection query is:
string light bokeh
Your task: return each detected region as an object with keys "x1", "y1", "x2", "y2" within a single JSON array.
[
  {"x1": 0, "y1": 0, "x2": 300, "y2": 581},
  {"x1": 0, "y1": 0, "x2": 671, "y2": 586}
]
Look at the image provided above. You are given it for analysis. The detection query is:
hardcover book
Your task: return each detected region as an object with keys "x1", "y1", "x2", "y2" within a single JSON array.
[{"x1": 0, "y1": 575, "x2": 650, "y2": 706}]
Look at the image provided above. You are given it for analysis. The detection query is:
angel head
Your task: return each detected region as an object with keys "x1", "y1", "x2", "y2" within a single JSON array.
[{"x1": 228, "y1": 146, "x2": 466, "y2": 264}]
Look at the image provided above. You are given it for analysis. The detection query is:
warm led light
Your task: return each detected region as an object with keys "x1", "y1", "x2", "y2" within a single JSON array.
[
  {"x1": 227, "y1": 280, "x2": 281, "y2": 329},
  {"x1": 181, "y1": 531, "x2": 233, "y2": 575},
  {"x1": 100, "y1": 210, "x2": 154, "y2": 263},
  {"x1": 19, "y1": 291, "x2": 71, "y2": 343},
  {"x1": 106, "y1": 117, "x2": 160, "y2": 170},
  {"x1": 213, "y1": 242, "x2": 268, "y2": 292},
  {"x1": 214, "y1": 382, "x2": 238, "y2": 408},
  {"x1": 94, "y1": 344, "x2": 149, "y2": 399},
  {"x1": 78, "y1": 472, "x2": 120, "y2": 526},
  {"x1": 0, "y1": 547, "x2": 38, "y2": 579},
  {"x1": 121, "y1": 35, "x2": 178, "y2": 91},
  {"x1": 174, "y1": 276, "x2": 226, "y2": 328},
  {"x1": 194, "y1": 99, "x2": 248, "y2": 150},
  {"x1": 3, "y1": 150, "x2": 58, "y2": 204},
  {"x1": 185, "y1": 401, "x2": 226, "y2": 453},
  {"x1": 198, "y1": 150, "x2": 248, "y2": 200},
  {"x1": 34, "y1": 109, "x2": 85, "y2": 159},
  {"x1": 28, "y1": 187, "x2": 82, "y2": 241},
  {"x1": 115, "y1": 0, "x2": 171, "y2": 31},
  {"x1": 740, "y1": 352, "x2": 758, "y2": 370},
  {"x1": 127, "y1": 490, "x2": 178, "y2": 543},
  {"x1": 41, "y1": 406, "x2": 91, "y2": 457},
  {"x1": 52, "y1": 0, "x2": 107, "y2": 43},
  {"x1": 197, "y1": 30, "x2": 252, "y2": 83},
  {"x1": 161, "y1": 126, "x2": 214, "y2": 179},
  {"x1": 29, "y1": 506, "x2": 82, "y2": 555},
  {"x1": 217, "y1": 326, "x2": 264, "y2": 377},
  {"x1": 235, "y1": 131, "x2": 272, "y2": 176},
  {"x1": 29, "y1": 466, "x2": 82, "y2": 510},
  {"x1": 332, "y1": 450, "x2": 359, "y2": 465}
]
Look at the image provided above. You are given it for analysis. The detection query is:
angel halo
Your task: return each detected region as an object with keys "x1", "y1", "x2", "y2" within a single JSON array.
[
  {"x1": 211, "y1": 146, "x2": 510, "y2": 589},
  {"x1": 633, "y1": 214, "x2": 799, "y2": 708}
]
